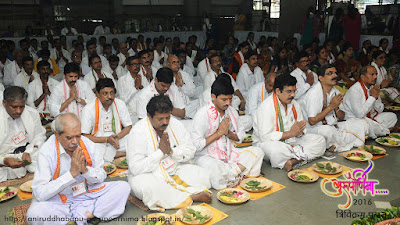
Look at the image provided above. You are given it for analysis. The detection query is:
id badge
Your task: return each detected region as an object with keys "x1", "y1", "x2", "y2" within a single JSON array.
[
  {"x1": 160, "y1": 156, "x2": 175, "y2": 170},
  {"x1": 72, "y1": 182, "x2": 87, "y2": 197},
  {"x1": 103, "y1": 124, "x2": 113, "y2": 132},
  {"x1": 12, "y1": 132, "x2": 26, "y2": 145},
  {"x1": 285, "y1": 137, "x2": 296, "y2": 144}
]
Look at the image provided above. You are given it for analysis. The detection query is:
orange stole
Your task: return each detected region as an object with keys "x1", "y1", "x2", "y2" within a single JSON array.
[{"x1": 228, "y1": 52, "x2": 243, "y2": 80}]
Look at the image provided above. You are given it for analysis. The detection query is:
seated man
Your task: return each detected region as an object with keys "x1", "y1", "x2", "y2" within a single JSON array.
[
  {"x1": 49, "y1": 62, "x2": 95, "y2": 118},
  {"x1": 127, "y1": 95, "x2": 211, "y2": 211},
  {"x1": 245, "y1": 72, "x2": 277, "y2": 116},
  {"x1": 138, "y1": 50, "x2": 157, "y2": 83},
  {"x1": 191, "y1": 77, "x2": 264, "y2": 189},
  {"x1": 34, "y1": 49, "x2": 60, "y2": 77},
  {"x1": 27, "y1": 113, "x2": 130, "y2": 225},
  {"x1": 84, "y1": 54, "x2": 116, "y2": 92},
  {"x1": 300, "y1": 64, "x2": 369, "y2": 152},
  {"x1": 236, "y1": 51, "x2": 265, "y2": 98},
  {"x1": 27, "y1": 60, "x2": 59, "y2": 121},
  {"x1": 105, "y1": 55, "x2": 127, "y2": 81},
  {"x1": 14, "y1": 56, "x2": 39, "y2": 90},
  {"x1": 136, "y1": 67, "x2": 186, "y2": 121},
  {"x1": 82, "y1": 78, "x2": 132, "y2": 162},
  {"x1": 343, "y1": 65, "x2": 398, "y2": 137},
  {"x1": 290, "y1": 51, "x2": 318, "y2": 100},
  {"x1": 253, "y1": 73, "x2": 325, "y2": 171},
  {"x1": 0, "y1": 86, "x2": 46, "y2": 182}
]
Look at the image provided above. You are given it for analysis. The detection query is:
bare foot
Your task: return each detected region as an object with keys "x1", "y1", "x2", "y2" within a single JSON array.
[
  {"x1": 389, "y1": 126, "x2": 400, "y2": 132},
  {"x1": 284, "y1": 158, "x2": 301, "y2": 172},
  {"x1": 328, "y1": 145, "x2": 336, "y2": 152},
  {"x1": 191, "y1": 191, "x2": 212, "y2": 204},
  {"x1": 128, "y1": 194, "x2": 136, "y2": 204},
  {"x1": 114, "y1": 152, "x2": 126, "y2": 159},
  {"x1": 86, "y1": 211, "x2": 94, "y2": 219}
]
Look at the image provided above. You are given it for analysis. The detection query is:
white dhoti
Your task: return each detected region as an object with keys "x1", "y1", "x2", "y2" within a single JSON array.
[
  {"x1": 195, "y1": 146, "x2": 264, "y2": 190},
  {"x1": 128, "y1": 164, "x2": 210, "y2": 211},
  {"x1": 257, "y1": 134, "x2": 325, "y2": 169},
  {"x1": 375, "y1": 112, "x2": 397, "y2": 130},
  {"x1": 239, "y1": 115, "x2": 253, "y2": 132},
  {"x1": 185, "y1": 99, "x2": 200, "y2": 119},
  {"x1": 27, "y1": 181, "x2": 130, "y2": 225},
  {"x1": 94, "y1": 136, "x2": 128, "y2": 163},
  {"x1": 308, "y1": 118, "x2": 369, "y2": 152}
]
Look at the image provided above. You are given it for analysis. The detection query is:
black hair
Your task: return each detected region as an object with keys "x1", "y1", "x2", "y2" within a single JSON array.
[
  {"x1": 273, "y1": 72, "x2": 297, "y2": 92},
  {"x1": 96, "y1": 78, "x2": 116, "y2": 93},
  {"x1": 211, "y1": 73, "x2": 234, "y2": 97},
  {"x1": 126, "y1": 55, "x2": 139, "y2": 66},
  {"x1": 86, "y1": 40, "x2": 96, "y2": 48},
  {"x1": 245, "y1": 50, "x2": 258, "y2": 60},
  {"x1": 89, "y1": 54, "x2": 101, "y2": 66},
  {"x1": 40, "y1": 49, "x2": 50, "y2": 57},
  {"x1": 209, "y1": 54, "x2": 220, "y2": 62},
  {"x1": 64, "y1": 62, "x2": 80, "y2": 74},
  {"x1": 4, "y1": 86, "x2": 28, "y2": 102},
  {"x1": 317, "y1": 64, "x2": 336, "y2": 77},
  {"x1": 146, "y1": 95, "x2": 173, "y2": 118},
  {"x1": 238, "y1": 41, "x2": 250, "y2": 50},
  {"x1": 379, "y1": 38, "x2": 389, "y2": 46},
  {"x1": 155, "y1": 67, "x2": 173, "y2": 84},
  {"x1": 138, "y1": 50, "x2": 149, "y2": 59},
  {"x1": 37, "y1": 60, "x2": 51, "y2": 70},
  {"x1": 108, "y1": 54, "x2": 119, "y2": 63},
  {"x1": 22, "y1": 56, "x2": 33, "y2": 65},
  {"x1": 294, "y1": 50, "x2": 309, "y2": 63},
  {"x1": 372, "y1": 50, "x2": 385, "y2": 60}
]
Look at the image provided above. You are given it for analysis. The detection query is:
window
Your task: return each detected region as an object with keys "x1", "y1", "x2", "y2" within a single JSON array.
[
  {"x1": 253, "y1": 0, "x2": 280, "y2": 18},
  {"x1": 270, "y1": 0, "x2": 280, "y2": 18}
]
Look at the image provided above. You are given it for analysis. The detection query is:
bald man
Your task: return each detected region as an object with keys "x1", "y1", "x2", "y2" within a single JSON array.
[
  {"x1": 246, "y1": 72, "x2": 277, "y2": 116},
  {"x1": 27, "y1": 113, "x2": 130, "y2": 225},
  {"x1": 117, "y1": 42, "x2": 132, "y2": 68}
]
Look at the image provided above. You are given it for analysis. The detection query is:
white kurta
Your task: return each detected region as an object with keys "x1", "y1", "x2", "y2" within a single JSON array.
[
  {"x1": 176, "y1": 70, "x2": 196, "y2": 99},
  {"x1": 203, "y1": 69, "x2": 237, "y2": 91},
  {"x1": 127, "y1": 117, "x2": 211, "y2": 210},
  {"x1": 93, "y1": 25, "x2": 110, "y2": 35},
  {"x1": 81, "y1": 98, "x2": 132, "y2": 162},
  {"x1": 104, "y1": 65, "x2": 127, "y2": 80},
  {"x1": 153, "y1": 50, "x2": 167, "y2": 65},
  {"x1": 84, "y1": 69, "x2": 116, "y2": 90},
  {"x1": 50, "y1": 48, "x2": 71, "y2": 74},
  {"x1": 82, "y1": 55, "x2": 110, "y2": 72},
  {"x1": 197, "y1": 58, "x2": 211, "y2": 83},
  {"x1": 0, "y1": 105, "x2": 45, "y2": 182},
  {"x1": 245, "y1": 82, "x2": 271, "y2": 116},
  {"x1": 27, "y1": 135, "x2": 130, "y2": 225},
  {"x1": 0, "y1": 83, "x2": 4, "y2": 100},
  {"x1": 0, "y1": 58, "x2": 11, "y2": 83},
  {"x1": 27, "y1": 77, "x2": 59, "y2": 114},
  {"x1": 253, "y1": 94, "x2": 326, "y2": 169},
  {"x1": 300, "y1": 82, "x2": 369, "y2": 152},
  {"x1": 236, "y1": 63, "x2": 264, "y2": 98},
  {"x1": 138, "y1": 65, "x2": 158, "y2": 82},
  {"x1": 3, "y1": 61, "x2": 23, "y2": 86},
  {"x1": 191, "y1": 103, "x2": 264, "y2": 189},
  {"x1": 371, "y1": 61, "x2": 400, "y2": 101},
  {"x1": 136, "y1": 80, "x2": 186, "y2": 119},
  {"x1": 13, "y1": 71, "x2": 40, "y2": 91},
  {"x1": 60, "y1": 27, "x2": 78, "y2": 36},
  {"x1": 49, "y1": 79, "x2": 95, "y2": 118},
  {"x1": 342, "y1": 81, "x2": 396, "y2": 137},
  {"x1": 290, "y1": 67, "x2": 319, "y2": 100}
]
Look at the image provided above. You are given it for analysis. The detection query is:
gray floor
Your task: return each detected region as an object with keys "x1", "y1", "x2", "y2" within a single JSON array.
[{"x1": 1, "y1": 139, "x2": 399, "y2": 225}]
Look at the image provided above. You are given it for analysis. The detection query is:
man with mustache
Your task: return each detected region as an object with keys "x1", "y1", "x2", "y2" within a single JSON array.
[
  {"x1": 81, "y1": 78, "x2": 132, "y2": 162},
  {"x1": 138, "y1": 50, "x2": 157, "y2": 82},
  {"x1": 236, "y1": 51, "x2": 265, "y2": 98},
  {"x1": 0, "y1": 86, "x2": 46, "y2": 182},
  {"x1": 191, "y1": 76, "x2": 264, "y2": 189},
  {"x1": 27, "y1": 113, "x2": 130, "y2": 225},
  {"x1": 253, "y1": 73, "x2": 325, "y2": 171},
  {"x1": 49, "y1": 62, "x2": 95, "y2": 118},
  {"x1": 136, "y1": 67, "x2": 186, "y2": 120},
  {"x1": 343, "y1": 65, "x2": 398, "y2": 136},
  {"x1": 84, "y1": 54, "x2": 116, "y2": 92},
  {"x1": 81, "y1": 40, "x2": 109, "y2": 71},
  {"x1": 118, "y1": 56, "x2": 149, "y2": 124},
  {"x1": 290, "y1": 51, "x2": 319, "y2": 99},
  {"x1": 197, "y1": 48, "x2": 217, "y2": 83},
  {"x1": 13, "y1": 56, "x2": 39, "y2": 90},
  {"x1": 3, "y1": 50, "x2": 24, "y2": 86},
  {"x1": 127, "y1": 95, "x2": 212, "y2": 211},
  {"x1": 27, "y1": 60, "x2": 59, "y2": 120},
  {"x1": 299, "y1": 64, "x2": 369, "y2": 153},
  {"x1": 245, "y1": 72, "x2": 277, "y2": 116}
]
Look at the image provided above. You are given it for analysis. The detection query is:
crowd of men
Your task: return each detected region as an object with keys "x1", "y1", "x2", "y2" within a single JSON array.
[{"x1": 0, "y1": 30, "x2": 399, "y2": 224}]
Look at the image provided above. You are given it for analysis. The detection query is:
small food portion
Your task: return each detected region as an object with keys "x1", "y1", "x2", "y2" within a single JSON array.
[
  {"x1": 376, "y1": 137, "x2": 400, "y2": 146},
  {"x1": 217, "y1": 188, "x2": 250, "y2": 204},
  {"x1": 313, "y1": 161, "x2": 343, "y2": 174},
  {"x1": 140, "y1": 214, "x2": 174, "y2": 225},
  {"x1": 244, "y1": 180, "x2": 266, "y2": 191},
  {"x1": 242, "y1": 134, "x2": 252, "y2": 143},
  {"x1": 23, "y1": 160, "x2": 31, "y2": 165},
  {"x1": 389, "y1": 133, "x2": 400, "y2": 139},
  {"x1": 0, "y1": 186, "x2": 16, "y2": 201},
  {"x1": 288, "y1": 170, "x2": 319, "y2": 183},
  {"x1": 362, "y1": 145, "x2": 386, "y2": 155},
  {"x1": 176, "y1": 206, "x2": 212, "y2": 225},
  {"x1": 182, "y1": 208, "x2": 210, "y2": 224},
  {"x1": 119, "y1": 158, "x2": 128, "y2": 167},
  {"x1": 103, "y1": 163, "x2": 116, "y2": 174},
  {"x1": 346, "y1": 152, "x2": 366, "y2": 161}
]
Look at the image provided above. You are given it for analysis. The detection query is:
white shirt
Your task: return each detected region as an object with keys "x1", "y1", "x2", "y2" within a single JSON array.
[
  {"x1": 175, "y1": 70, "x2": 196, "y2": 99},
  {"x1": 61, "y1": 27, "x2": 78, "y2": 36},
  {"x1": 197, "y1": 58, "x2": 211, "y2": 82},
  {"x1": 152, "y1": 60, "x2": 162, "y2": 70},
  {"x1": 136, "y1": 80, "x2": 186, "y2": 119},
  {"x1": 342, "y1": 81, "x2": 384, "y2": 120},
  {"x1": 300, "y1": 82, "x2": 343, "y2": 127},
  {"x1": 371, "y1": 62, "x2": 388, "y2": 86},
  {"x1": 117, "y1": 71, "x2": 149, "y2": 106},
  {"x1": 182, "y1": 64, "x2": 195, "y2": 78},
  {"x1": 185, "y1": 56, "x2": 195, "y2": 71},
  {"x1": 153, "y1": 50, "x2": 167, "y2": 65},
  {"x1": 0, "y1": 83, "x2": 4, "y2": 100},
  {"x1": 236, "y1": 63, "x2": 264, "y2": 98},
  {"x1": 138, "y1": 65, "x2": 157, "y2": 82},
  {"x1": 203, "y1": 69, "x2": 238, "y2": 91},
  {"x1": 93, "y1": 25, "x2": 110, "y2": 35},
  {"x1": 49, "y1": 79, "x2": 95, "y2": 117},
  {"x1": 31, "y1": 135, "x2": 106, "y2": 202},
  {"x1": 104, "y1": 65, "x2": 127, "y2": 80},
  {"x1": 82, "y1": 54, "x2": 110, "y2": 71},
  {"x1": 0, "y1": 105, "x2": 46, "y2": 165},
  {"x1": 0, "y1": 58, "x2": 12, "y2": 83},
  {"x1": 290, "y1": 67, "x2": 318, "y2": 100},
  {"x1": 84, "y1": 69, "x2": 116, "y2": 90},
  {"x1": 27, "y1": 77, "x2": 59, "y2": 114},
  {"x1": 245, "y1": 82, "x2": 271, "y2": 116},
  {"x1": 117, "y1": 52, "x2": 132, "y2": 67},
  {"x1": 13, "y1": 71, "x2": 40, "y2": 90},
  {"x1": 253, "y1": 94, "x2": 305, "y2": 143},
  {"x1": 81, "y1": 98, "x2": 132, "y2": 137},
  {"x1": 50, "y1": 48, "x2": 71, "y2": 73},
  {"x1": 4, "y1": 61, "x2": 23, "y2": 86}
]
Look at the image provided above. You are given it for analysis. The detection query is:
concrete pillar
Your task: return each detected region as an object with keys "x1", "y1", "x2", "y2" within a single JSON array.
[{"x1": 278, "y1": 0, "x2": 317, "y2": 43}]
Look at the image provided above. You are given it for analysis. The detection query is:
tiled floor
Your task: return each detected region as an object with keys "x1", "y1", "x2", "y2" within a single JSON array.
[{"x1": 1, "y1": 139, "x2": 399, "y2": 225}]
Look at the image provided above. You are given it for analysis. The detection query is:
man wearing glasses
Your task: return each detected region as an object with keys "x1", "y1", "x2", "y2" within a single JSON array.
[{"x1": 290, "y1": 51, "x2": 319, "y2": 100}]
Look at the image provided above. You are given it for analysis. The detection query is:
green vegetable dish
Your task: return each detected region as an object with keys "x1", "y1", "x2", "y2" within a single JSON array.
[
  {"x1": 245, "y1": 180, "x2": 267, "y2": 191},
  {"x1": 315, "y1": 162, "x2": 337, "y2": 173},
  {"x1": 183, "y1": 208, "x2": 210, "y2": 224},
  {"x1": 363, "y1": 146, "x2": 383, "y2": 155},
  {"x1": 352, "y1": 206, "x2": 400, "y2": 225},
  {"x1": 118, "y1": 159, "x2": 128, "y2": 167}
]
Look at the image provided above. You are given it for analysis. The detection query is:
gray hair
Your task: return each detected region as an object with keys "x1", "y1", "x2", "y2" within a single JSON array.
[
  {"x1": 265, "y1": 72, "x2": 277, "y2": 83},
  {"x1": 54, "y1": 113, "x2": 80, "y2": 134},
  {"x1": 3, "y1": 86, "x2": 28, "y2": 103}
]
